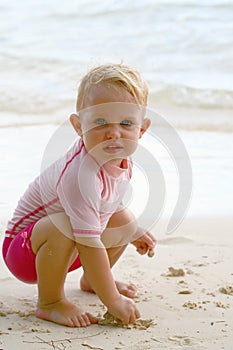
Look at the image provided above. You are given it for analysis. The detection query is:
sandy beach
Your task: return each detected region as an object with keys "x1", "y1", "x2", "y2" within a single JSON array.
[
  {"x1": 1, "y1": 2, "x2": 233, "y2": 348},
  {"x1": 0, "y1": 216, "x2": 232, "y2": 350}
]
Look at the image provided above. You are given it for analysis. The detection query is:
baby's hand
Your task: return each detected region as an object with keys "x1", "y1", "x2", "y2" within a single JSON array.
[
  {"x1": 107, "y1": 295, "x2": 140, "y2": 324},
  {"x1": 131, "y1": 229, "x2": 156, "y2": 257}
]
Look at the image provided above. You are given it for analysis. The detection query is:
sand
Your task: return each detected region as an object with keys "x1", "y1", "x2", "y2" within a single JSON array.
[
  {"x1": 0, "y1": 217, "x2": 233, "y2": 350},
  {"x1": 0, "y1": 216, "x2": 232, "y2": 350}
]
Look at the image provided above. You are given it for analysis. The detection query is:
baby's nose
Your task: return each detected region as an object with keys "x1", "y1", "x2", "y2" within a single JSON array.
[{"x1": 106, "y1": 123, "x2": 121, "y2": 138}]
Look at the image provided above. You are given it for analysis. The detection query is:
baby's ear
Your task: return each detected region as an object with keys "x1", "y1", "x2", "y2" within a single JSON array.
[
  {"x1": 70, "y1": 114, "x2": 82, "y2": 136},
  {"x1": 139, "y1": 118, "x2": 151, "y2": 138}
]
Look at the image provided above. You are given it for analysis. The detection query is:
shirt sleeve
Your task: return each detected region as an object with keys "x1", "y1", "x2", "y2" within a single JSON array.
[{"x1": 57, "y1": 161, "x2": 103, "y2": 240}]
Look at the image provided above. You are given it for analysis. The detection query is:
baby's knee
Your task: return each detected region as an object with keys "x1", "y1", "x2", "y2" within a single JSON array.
[
  {"x1": 31, "y1": 213, "x2": 75, "y2": 254},
  {"x1": 101, "y1": 209, "x2": 137, "y2": 248}
]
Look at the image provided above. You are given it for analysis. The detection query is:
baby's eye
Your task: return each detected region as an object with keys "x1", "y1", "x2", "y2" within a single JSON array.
[
  {"x1": 95, "y1": 118, "x2": 107, "y2": 125},
  {"x1": 120, "y1": 119, "x2": 133, "y2": 126}
]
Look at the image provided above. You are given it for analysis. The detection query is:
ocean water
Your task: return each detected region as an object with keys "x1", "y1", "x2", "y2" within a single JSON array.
[
  {"x1": 0, "y1": 0, "x2": 233, "y2": 234},
  {"x1": 0, "y1": 0, "x2": 233, "y2": 126}
]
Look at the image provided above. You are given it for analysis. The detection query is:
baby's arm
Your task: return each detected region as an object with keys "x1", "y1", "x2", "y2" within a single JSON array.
[{"x1": 76, "y1": 242, "x2": 140, "y2": 324}]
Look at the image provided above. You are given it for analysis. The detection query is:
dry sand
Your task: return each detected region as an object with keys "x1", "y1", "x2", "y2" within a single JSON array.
[{"x1": 0, "y1": 216, "x2": 233, "y2": 350}]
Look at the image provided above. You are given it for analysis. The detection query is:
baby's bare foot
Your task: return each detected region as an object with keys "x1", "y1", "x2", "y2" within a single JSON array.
[
  {"x1": 115, "y1": 281, "x2": 138, "y2": 298},
  {"x1": 80, "y1": 274, "x2": 137, "y2": 298},
  {"x1": 35, "y1": 298, "x2": 99, "y2": 327}
]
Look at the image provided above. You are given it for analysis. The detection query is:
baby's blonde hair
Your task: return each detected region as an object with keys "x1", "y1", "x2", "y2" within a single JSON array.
[{"x1": 76, "y1": 63, "x2": 148, "y2": 110}]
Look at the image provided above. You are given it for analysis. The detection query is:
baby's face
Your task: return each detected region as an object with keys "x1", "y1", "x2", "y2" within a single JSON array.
[{"x1": 76, "y1": 84, "x2": 150, "y2": 166}]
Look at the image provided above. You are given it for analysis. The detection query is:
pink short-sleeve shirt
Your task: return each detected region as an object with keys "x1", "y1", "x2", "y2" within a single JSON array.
[{"x1": 6, "y1": 139, "x2": 132, "y2": 240}]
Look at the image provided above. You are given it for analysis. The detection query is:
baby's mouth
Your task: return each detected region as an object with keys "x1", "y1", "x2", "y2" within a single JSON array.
[{"x1": 103, "y1": 143, "x2": 123, "y2": 154}]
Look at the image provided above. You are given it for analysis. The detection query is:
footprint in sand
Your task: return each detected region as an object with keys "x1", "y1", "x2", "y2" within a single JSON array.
[{"x1": 168, "y1": 335, "x2": 195, "y2": 346}]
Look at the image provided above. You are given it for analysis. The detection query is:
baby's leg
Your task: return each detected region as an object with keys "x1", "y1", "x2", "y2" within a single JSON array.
[
  {"x1": 80, "y1": 208, "x2": 138, "y2": 298},
  {"x1": 30, "y1": 213, "x2": 98, "y2": 327}
]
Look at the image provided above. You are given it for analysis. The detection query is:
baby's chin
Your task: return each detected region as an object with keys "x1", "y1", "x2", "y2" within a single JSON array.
[{"x1": 94, "y1": 155, "x2": 123, "y2": 168}]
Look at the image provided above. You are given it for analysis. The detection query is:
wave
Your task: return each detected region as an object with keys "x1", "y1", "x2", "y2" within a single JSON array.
[
  {"x1": 149, "y1": 84, "x2": 233, "y2": 109},
  {"x1": 1, "y1": 83, "x2": 233, "y2": 132},
  {"x1": 1, "y1": 81, "x2": 232, "y2": 114},
  {"x1": 163, "y1": 121, "x2": 233, "y2": 133},
  {"x1": 150, "y1": 0, "x2": 233, "y2": 8},
  {"x1": 21, "y1": 0, "x2": 233, "y2": 30}
]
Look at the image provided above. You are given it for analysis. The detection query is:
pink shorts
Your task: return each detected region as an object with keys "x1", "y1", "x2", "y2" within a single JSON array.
[{"x1": 2, "y1": 222, "x2": 82, "y2": 284}]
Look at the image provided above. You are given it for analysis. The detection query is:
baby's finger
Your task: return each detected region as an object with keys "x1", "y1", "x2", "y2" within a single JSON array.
[
  {"x1": 137, "y1": 246, "x2": 147, "y2": 255},
  {"x1": 140, "y1": 233, "x2": 154, "y2": 247},
  {"x1": 135, "y1": 308, "x2": 141, "y2": 319},
  {"x1": 148, "y1": 247, "x2": 155, "y2": 258},
  {"x1": 147, "y1": 232, "x2": 157, "y2": 244},
  {"x1": 147, "y1": 237, "x2": 156, "y2": 250}
]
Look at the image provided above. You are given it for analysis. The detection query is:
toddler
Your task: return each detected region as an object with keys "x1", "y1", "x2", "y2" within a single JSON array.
[{"x1": 2, "y1": 63, "x2": 156, "y2": 327}]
